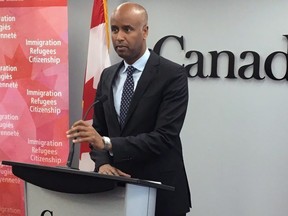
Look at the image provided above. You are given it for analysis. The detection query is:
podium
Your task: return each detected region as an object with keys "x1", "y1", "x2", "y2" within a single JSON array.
[{"x1": 2, "y1": 160, "x2": 174, "y2": 216}]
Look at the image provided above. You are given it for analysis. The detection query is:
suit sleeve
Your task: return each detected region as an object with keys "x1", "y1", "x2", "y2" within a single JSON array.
[{"x1": 89, "y1": 69, "x2": 112, "y2": 171}]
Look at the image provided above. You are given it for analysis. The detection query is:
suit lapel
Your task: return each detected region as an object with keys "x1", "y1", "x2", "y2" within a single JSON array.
[
  {"x1": 121, "y1": 52, "x2": 160, "y2": 131},
  {"x1": 107, "y1": 63, "x2": 123, "y2": 133}
]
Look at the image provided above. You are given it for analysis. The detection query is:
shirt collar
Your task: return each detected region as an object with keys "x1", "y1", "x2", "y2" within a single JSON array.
[{"x1": 123, "y1": 49, "x2": 150, "y2": 72}]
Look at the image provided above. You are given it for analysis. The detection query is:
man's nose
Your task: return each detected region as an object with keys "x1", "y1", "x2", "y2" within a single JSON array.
[{"x1": 116, "y1": 31, "x2": 125, "y2": 41}]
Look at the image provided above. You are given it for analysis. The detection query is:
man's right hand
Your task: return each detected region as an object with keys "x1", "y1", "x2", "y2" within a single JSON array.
[{"x1": 98, "y1": 164, "x2": 131, "y2": 177}]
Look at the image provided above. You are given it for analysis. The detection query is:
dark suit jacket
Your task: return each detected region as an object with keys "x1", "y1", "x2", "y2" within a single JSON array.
[{"x1": 90, "y1": 50, "x2": 191, "y2": 215}]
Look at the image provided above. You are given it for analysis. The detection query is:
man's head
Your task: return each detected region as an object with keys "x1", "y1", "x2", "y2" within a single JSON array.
[{"x1": 110, "y1": 2, "x2": 148, "y2": 65}]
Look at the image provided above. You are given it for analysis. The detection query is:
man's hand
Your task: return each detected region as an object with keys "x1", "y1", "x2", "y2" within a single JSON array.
[
  {"x1": 66, "y1": 120, "x2": 104, "y2": 150},
  {"x1": 99, "y1": 164, "x2": 131, "y2": 177}
]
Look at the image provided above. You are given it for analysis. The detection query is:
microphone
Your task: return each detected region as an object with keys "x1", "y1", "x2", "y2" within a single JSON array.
[
  {"x1": 82, "y1": 95, "x2": 107, "y2": 121},
  {"x1": 66, "y1": 95, "x2": 108, "y2": 168}
]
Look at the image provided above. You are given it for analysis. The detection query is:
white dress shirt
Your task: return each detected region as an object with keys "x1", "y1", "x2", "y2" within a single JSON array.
[{"x1": 113, "y1": 49, "x2": 150, "y2": 121}]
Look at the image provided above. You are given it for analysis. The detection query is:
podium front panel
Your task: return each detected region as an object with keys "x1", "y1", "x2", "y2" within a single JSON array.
[
  {"x1": 125, "y1": 184, "x2": 156, "y2": 216},
  {"x1": 2, "y1": 161, "x2": 172, "y2": 216},
  {"x1": 25, "y1": 182, "x2": 125, "y2": 216}
]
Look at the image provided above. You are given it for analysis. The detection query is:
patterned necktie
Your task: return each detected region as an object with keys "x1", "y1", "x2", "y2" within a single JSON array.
[{"x1": 119, "y1": 66, "x2": 136, "y2": 128}]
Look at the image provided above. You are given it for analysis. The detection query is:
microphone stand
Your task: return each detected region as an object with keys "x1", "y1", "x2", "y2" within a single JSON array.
[{"x1": 66, "y1": 95, "x2": 107, "y2": 169}]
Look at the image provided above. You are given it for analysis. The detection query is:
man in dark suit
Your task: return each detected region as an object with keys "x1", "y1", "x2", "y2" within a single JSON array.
[{"x1": 66, "y1": 2, "x2": 191, "y2": 215}]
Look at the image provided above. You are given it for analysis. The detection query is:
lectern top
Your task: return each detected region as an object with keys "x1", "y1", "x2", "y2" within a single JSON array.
[{"x1": 2, "y1": 160, "x2": 174, "y2": 194}]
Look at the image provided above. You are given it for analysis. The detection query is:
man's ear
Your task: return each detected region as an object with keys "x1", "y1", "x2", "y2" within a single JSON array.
[{"x1": 143, "y1": 25, "x2": 149, "y2": 39}]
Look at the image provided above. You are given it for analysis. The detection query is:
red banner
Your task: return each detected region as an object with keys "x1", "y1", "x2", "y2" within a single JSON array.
[
  {"x1": 0, "y1": 0, "x2": 67, "y2": 7},
  {"x1": 0, "y1": 0, "x2": 69, "y2": 215}
]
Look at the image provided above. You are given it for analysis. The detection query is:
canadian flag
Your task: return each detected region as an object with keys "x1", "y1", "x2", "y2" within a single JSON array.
[{"x1": 79, "y1": 0, "x2": 111, "y2": 171}]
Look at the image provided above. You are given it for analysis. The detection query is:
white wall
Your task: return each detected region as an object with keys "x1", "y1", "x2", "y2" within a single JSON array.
[{"x1": 68, "y1": 1, "x2": 288, "y2": 215}]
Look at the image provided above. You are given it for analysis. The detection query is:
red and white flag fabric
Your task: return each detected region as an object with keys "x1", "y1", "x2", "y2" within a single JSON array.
[{"x1": 79, "y1": 0, "x2": 111, "y2": 171}]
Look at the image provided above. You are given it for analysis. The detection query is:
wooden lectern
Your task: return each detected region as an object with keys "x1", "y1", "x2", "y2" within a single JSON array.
[{"x1": 2, "y1": 160, "x2": 174, "y2": 216}]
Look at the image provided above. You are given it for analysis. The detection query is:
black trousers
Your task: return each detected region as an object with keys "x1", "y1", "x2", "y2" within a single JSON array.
[
  {"x1": 156, "y1": 212, "x2": 186, "y2": 216},
  {"x1": 156, "y1": 214, "x2": 186, "y2": 216}
]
